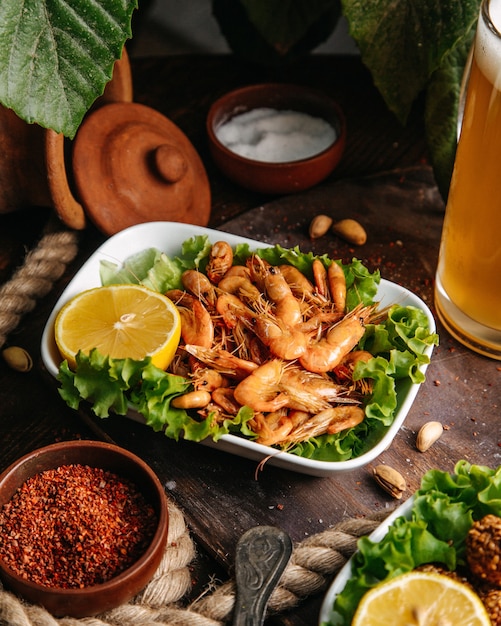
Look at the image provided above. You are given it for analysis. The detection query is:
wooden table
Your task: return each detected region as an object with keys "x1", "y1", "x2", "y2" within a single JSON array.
[{"x1": 1, "y1": 54, "x2": 500, "y2": 625}]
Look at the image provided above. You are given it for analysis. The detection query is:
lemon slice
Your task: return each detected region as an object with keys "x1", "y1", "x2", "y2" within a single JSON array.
[
  {"x1": 55, "y1": 284, "x2": 181, "y2": 370},
  {"x1": 352, "y1": 571, "x2": 491, "y2": 626}
]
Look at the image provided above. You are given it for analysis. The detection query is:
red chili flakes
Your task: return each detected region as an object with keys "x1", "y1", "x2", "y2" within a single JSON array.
[{"x1": 0, "y1": 464, "x2": 157, "y2": 589}]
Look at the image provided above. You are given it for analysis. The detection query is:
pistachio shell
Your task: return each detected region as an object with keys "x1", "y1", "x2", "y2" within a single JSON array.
[
  {"x1": 416, "y1": 421, "x2": 443, "y2": 452},
  {"x1": 373, "y1": 464, "x2": 407, "y2": 499},
  {"x1": 2, "y1": 346, "x2": 33, "y2": 373}
]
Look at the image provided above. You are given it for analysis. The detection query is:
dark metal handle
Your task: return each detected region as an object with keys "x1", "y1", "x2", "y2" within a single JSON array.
[{"x1": 233, "y1": 526, "x2": 293, "y2": 626}]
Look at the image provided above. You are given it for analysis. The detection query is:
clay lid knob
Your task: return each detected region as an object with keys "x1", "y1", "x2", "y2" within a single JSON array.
[
  {"x1": 153, "y1": 144, "x2": 188, "y2": 183},
  {"x1": 72, "y1": 102, "x2": 211, "y2": 235}
]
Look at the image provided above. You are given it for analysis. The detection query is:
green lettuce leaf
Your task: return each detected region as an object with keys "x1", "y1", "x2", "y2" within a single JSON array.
[
  {"x1": 329, "y1": 461, "x2": 501, "y2": 626},
  {"x1": 100, "y1": 236, "x2": 215, "y2": 292},
  {"x1": 333, "y1": 517, "x2": 455, "y2": 624},
  {"x1": 99, "y1": 248, "x2": 185, "y2": 293},
  {"x1": 58, "y1": 348, "x2": 256, "y2": 443}
]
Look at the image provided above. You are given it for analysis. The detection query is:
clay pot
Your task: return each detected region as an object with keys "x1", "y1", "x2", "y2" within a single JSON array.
[
  {"x1": 0, "y1": 50, "x2": 133, "y2": 228},
  {"x1": 0, "y1": 50, "x2": 211, "y2": 234},
  {"x1": 206, "y1": 83, "x2": 346, "y2": 195},
  {"x1": 0, "y1": 440, "x2": 169, "y2": 617}
]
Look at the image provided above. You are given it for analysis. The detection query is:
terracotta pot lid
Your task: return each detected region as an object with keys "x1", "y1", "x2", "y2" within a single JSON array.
[{"x1": 72, "y1": 102, "x2": 211, "y2": 235}]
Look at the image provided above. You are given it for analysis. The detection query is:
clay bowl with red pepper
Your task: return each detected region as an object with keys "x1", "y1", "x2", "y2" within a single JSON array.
[
  {"x1": 206, "y1": 82, "x2": 346, "y2": 194},
  {"x1": 0, "y1": 440, "x2": 169, "y2": 618}
]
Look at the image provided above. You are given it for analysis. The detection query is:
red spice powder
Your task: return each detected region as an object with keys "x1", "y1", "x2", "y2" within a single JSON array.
[{"x1": 0, "y1": 464, "x2": 158, "y2": 589}]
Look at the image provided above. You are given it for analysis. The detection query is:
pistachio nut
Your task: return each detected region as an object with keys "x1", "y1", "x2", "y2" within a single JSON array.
[
  {"x1": 416, "y1": 421, "x2": 443, "y2": 452},
  {"x1": 332, "y1": 218, "x2": 367, "y2": 245},
  {"x1": 373, "y1": 464, "x2": 407, "y2": 499},
  {"x1": 309, "y1": 214, "x2": 333, "y2": 239},
  {"x1": 2, "y1": 346, "x2": 33, "y2": 373}
]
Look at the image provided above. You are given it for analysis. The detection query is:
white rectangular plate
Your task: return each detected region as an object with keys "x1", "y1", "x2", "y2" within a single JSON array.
[{"x1": 41, "y1": 221, "x2": 435, "y2": 477}]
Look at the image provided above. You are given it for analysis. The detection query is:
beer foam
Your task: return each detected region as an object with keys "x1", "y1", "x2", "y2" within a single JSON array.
[{"x1": 476, "y1": 0, "x2": 501, "y2": 87}]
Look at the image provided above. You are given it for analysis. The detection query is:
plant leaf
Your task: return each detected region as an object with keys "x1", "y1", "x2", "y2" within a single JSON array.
[
  {"x1": 212, "y1": 0, "x2": 342, "y2": 65},
  {"x1": 342, "y1": 0, "x2": 480, "y2": 124},
  {"x1": 425, "y1": 36, "x2": 474, "y2": 201},
  {"x1": 240, "y1": 0, "x2": 336, "y2": 50},
  {"x1": 0, "y1": 0, "x2": 136, "y2": 138}
]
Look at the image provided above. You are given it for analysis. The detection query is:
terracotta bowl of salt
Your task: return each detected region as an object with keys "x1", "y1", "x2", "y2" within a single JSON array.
[
  {"x1": 206, "y1": 83, "x2": 346, "y2": 195},
  {"x1": 0, "y1": 440, "x2": 168, "y2": 618}
]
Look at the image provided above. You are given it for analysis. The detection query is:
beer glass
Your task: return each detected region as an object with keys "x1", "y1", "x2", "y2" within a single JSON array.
[{"x1": 435, "y1": 0, "x2": 501, "y2": 358}]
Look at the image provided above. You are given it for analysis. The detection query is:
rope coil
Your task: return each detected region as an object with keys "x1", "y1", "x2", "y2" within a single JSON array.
[
  {"x1": 0, "y1": 228, "x2": 79, "y2": 349},
  {"x1": 0, "y1": 500, "x2": 384, "y2": 625}
]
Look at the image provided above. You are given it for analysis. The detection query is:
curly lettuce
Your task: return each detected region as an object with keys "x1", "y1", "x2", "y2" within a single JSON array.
[
  {"x1": 58, "y1": 348, "x2": 255, "y2": 442},
  {"x1": 328, "y1": 461, "x2": 501, "y2": 626}
]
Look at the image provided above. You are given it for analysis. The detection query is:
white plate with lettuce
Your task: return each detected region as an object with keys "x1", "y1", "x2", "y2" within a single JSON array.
[
  {"x1": 41, "y1": 221, "x2": 437, "y2": 477},
  {"x1": 319, "y1": 461, "x2": 501, "y2": 625}
]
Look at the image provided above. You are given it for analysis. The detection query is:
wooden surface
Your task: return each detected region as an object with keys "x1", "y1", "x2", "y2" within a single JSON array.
[{"x1": 1, "y1": 53, "x2": 500, "y2": 625}]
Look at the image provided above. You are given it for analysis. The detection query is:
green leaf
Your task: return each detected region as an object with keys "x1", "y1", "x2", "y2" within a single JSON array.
[
  {"x1": 100, "y1": 249, "x2": 186, "y2": 293},
  {"x1": 0, "y1": 0, "x2": 136, "y2": 138},
  {"x1": 212, "y1": 0, "x2": 342, "y2": 65},
  {"x1": 58, "y1": 349, "x2": 146, "y2": 418},
  {"x1": 342, "y1": 0, "x2": 480, "y2": 124},
  {"x1": 425, "y1": 36, "x2": 474, "y2": 200},
  {"x1": 240, "y1": 0, "x2": 337, "y2": 50}
]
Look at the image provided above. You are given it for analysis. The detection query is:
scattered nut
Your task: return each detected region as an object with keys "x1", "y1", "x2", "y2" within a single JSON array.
[
  {"x1": 332, "y1": 218, "x2": 367, "y2": 245},
  {"x1": 416, "y1": 421, "x2": 443, "y2": 452},
  {"x1": 309, "y1": 214, "x2": 333, "y2": 239},
  {"x1": 373, "y1": 464, "x2": 407, "y2": 499},
  {"x1": 2, "y1": 346, "x2": 33, "y2": 373}
]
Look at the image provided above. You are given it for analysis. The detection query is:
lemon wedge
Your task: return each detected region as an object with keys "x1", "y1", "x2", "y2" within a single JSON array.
[
  {"x1": 55, "y1": 284, "x2": 181, "y2": 370},
  {"x1": 352, "y1": 571, "x2": 491, "y2": 626}
]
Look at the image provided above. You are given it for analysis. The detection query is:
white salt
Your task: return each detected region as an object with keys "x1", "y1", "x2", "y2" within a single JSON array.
[{"x1": 215, "y1": 107, "x2": 337, "y2": 163}]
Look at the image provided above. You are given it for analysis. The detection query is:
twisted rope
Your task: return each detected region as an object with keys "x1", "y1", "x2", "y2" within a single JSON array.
[
  {"x1": 0, "y1": 225, "x2": 79, "y2": 348},
  {"x1": 0, "y1": 501, "x2": 386, "y2": 626}
]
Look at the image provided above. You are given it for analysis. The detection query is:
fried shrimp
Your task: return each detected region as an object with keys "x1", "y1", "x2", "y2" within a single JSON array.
[
  {"x1": 312, "y1": 258, "x2": 329, "y2": 298},
  {"x1": 211, "y1": 387, "x2": 241, "y2": 415},
  {"x1": 220, "y1": 265, "x2": 251, "y2": 280},
  {"x1": 206, "y1": 241, "x2": 233, "y2": 285},
  {"x1": 262, "y1": 265, "x2": 303, "y2": 327},
  {"x1": 250, "y1": 410, "x2": 295, "y2": 447},
  {"x1": 278, "y1": 265, "x2": 317, "y2": 300},
  {"x1": 250, "y1": 314, "x2": 308, "y2": 360},
  {"x1": 282, "y1": 405, "x2": 366, "y2": 444},
  {"x1": 216, "y1": 293, "x2": 253, "y2": 329},
  {"x1": 233, "y1": 360, "x2": 290, "y2": 412},
  {"x1": 280, "y1": 365, "x2": 358, "y2": 409},
  {"x1": 327, "y1": 261, "x2": 346, "y2": 312},
  {"x1": 191, "y1": 366, "x2": 227, "y2": 392},
  {"x1": 163, "y1": 241, "x2": 382, "y2": 450},
  {"x1": 181, "y1": 269, "x2": 217, "y2": 308},
  {"x1": 217, "y1": 275, "x2": 262, "y2": 304},
  {"x1": 299, "y1": 304, "x2": 374, "y2": 373},
  {"x1": 184, "y1": 344, "x2": 259, "y2": 379},
  {"x1": 166, "y1": 289, "x2": 214, "y2": 348}
]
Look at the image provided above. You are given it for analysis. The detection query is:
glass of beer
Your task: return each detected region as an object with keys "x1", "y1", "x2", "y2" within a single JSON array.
[{"x1": 435, "y1": 0, "x2": 501, "y2": 359}]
